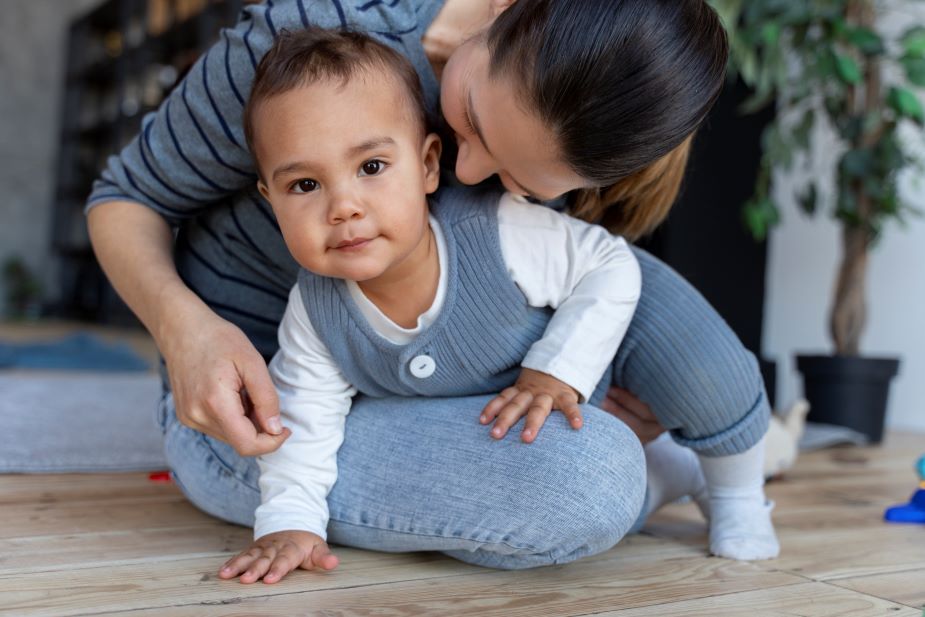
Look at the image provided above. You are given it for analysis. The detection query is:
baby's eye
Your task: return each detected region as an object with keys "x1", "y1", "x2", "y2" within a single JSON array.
[
  {"x1": 360, "y1": 159, "x2": 386, "y2": 176},
  {"x1": 291, "y1": 179, "x2": 318, "y2": 194}
]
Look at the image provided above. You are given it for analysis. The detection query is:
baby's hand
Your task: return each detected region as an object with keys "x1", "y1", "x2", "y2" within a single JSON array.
[
  {"x1": 480, "y1": 368, "x2": 582, "y2": 443},
  {"x1": 218, "y1": 530, "x2": 338, "y2": 584}
]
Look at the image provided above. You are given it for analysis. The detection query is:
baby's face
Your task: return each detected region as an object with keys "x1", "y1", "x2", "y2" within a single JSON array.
[{"x1": 254, "y1": 72, "x2": 440, "y2": 282}]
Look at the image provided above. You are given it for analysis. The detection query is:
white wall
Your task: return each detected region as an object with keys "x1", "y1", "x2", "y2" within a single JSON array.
[{"x1": 764, "y1": 4, "x2": 925, "y2": 432}]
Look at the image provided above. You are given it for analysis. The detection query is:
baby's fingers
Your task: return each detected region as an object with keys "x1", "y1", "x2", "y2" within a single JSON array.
[
  {"x1": 480, "y1": 387, "x2": 520, "y2": 425},
  {"x1": 521, "y1": 395, "x2": 554, "y2": 443},
  {"x1": 490, "y1": 391, "x2": 534, "y2": 439},
  {"x1": 219, "y1": 546, "x2": 266, "y2": 580},
  {"x1": 559, "y1": 401, "x2": 584, "y2": 430},
  {"x1": 262, "y1": 544, "x2": 304, "y2": 584},
  {"x1": 240, "y1": 554, "x2": 276, "y2": 584},
  {"x1": 305, "y1": 543, "x2": 340, "y2": 571}
]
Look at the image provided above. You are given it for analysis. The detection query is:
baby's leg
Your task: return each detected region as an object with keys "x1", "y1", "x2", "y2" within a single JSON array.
[
  {"x1": 699, "y1": 436, "x2": 779, "y2": 560},
  {"x1": 601, "y1": 247, "x2": 778, "y2": 560},
  {"x1": 643, "y1": 432, "x2": 709, "y2": 517}
]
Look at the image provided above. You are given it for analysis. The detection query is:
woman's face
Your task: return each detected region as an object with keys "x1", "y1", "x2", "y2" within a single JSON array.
[{"x1": 440, "y1": 37, "x2": 588, "y2": 201}]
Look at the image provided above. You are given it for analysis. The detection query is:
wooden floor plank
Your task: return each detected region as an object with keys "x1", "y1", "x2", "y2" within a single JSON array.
[
  {"x1": 765, "y1": 524, "x2": 925, "y2": 581},
  {"x1": 831, "y1": 568, "x2": 925, "y2": 609},
  {"x1": 0, "y1": 473, "x2": 173, "y2": 506},
  {"x1": 24, "y1": 548, "x2": 801, "y2": 617},
  {"x1": 0, "y1": 534, "x2": 692, "y2": 616},
  {"x1": 0, "y1": 378, "x2": 920, "y2": 617},
  {"x1": 591, "y1": 581, "x2": 922, "y2": 616},
  {"x1": 1, "y1": 495, "x2": 221, "y2": 539},
  {"x1": 0, "y1": 551, "x2": 484, "y2": 617},
  {"x1": 0, "y1": 525, "x2": 251, "y2": 575}
]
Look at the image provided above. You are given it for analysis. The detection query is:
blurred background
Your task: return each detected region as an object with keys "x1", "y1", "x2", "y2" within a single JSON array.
[{"x1": 0, "y1": 0, "x2": 922, "y2": 440}]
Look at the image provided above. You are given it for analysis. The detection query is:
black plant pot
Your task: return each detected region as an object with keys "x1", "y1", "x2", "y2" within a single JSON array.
[{"x1": 796, "y1": 354, "x2": 900, "y2": 444}]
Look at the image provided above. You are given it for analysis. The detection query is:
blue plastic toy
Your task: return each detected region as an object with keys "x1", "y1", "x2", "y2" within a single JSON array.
[{"x1": 884, "y1": 456, "x2": 925, "y2": 524}]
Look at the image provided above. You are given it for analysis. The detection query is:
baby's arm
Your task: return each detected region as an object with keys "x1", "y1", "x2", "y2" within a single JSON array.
[
  {"x1": 219, "y1": 284, "x2": 357, "y2": 584},
  {"x1": 483, "y1": 193, "x2": 641, "y2": 443}
]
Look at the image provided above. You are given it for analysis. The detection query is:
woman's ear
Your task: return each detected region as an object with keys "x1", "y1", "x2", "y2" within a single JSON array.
[
  {"x1": 422, "y1": 133, "x2": 443, "y2": 194},
  {"x1": 489, "y1": 0, "x2": 516, "y2": 18}
]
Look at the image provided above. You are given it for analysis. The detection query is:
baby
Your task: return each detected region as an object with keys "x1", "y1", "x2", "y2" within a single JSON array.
[{"x1": 220, "y1": 27, "x2": 774, "y2": 584}]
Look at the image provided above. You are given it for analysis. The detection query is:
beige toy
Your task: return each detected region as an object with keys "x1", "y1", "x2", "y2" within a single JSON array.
[{"x1": 764, "y1": 399, "x2": 810, "y2": 479}]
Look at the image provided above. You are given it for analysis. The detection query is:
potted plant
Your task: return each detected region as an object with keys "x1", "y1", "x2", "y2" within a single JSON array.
[
  {"x1": 710, "y1": 0, "x2": 924, "y2": 442},
  {"x1": 2, "y1": 256, "x2": 43, "y2": 320}
]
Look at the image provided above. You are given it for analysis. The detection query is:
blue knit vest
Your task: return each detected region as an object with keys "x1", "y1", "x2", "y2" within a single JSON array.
[{"x1": 297, "y1": 186, "x2": 555, "y2": 398}]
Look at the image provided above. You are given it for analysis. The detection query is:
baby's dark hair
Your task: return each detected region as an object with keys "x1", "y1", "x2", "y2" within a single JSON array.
[{"x1": 244, "y1": 27, "x2": 427, "y2": 173}]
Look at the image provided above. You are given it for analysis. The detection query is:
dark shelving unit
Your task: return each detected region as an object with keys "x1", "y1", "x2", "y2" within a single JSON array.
[{"x1": 51, "y1": 0, "x2": 248, "y2": 324}]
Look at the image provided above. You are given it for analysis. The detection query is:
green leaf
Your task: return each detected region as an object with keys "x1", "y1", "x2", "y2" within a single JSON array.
[
  {"x1": 900, "y1": 54, "x2": 925, "y2": 87},
  {"x1": 834, "y1": 53, "x2": 862, "y2": 84},
  {"x1": 816, "y1": 52, "x2": 837, "y2": 80},
  {"x1": 707, "y1": 0, "x2": 744, "y2": 33},
  {"x1": 846, "y1": 27, "x2": 884, "y2": 56},
  {"x1": 835, "y1": 190, "x2": 861, "y2": 227},
  {"x1": 761, "y1": 22, "x2": 781, "y2": 45},
  {"x1": 743, "y1": 197, "x2": 779, "y2": 241},
  {"x1": 797, "y1": 184, "x2": 818, "y2": 215},
  {"x1": 739, "y1": 89, "x2": 776, "y2": 114},
  {"x1": 901, "y1": 26, "x2": 925, "y2": 56},
  {"x1": 761, "y1": 124, "x2": 794, "y2": 168},
  {"x1": 888, "y1": 87, "x2": 925, "y2": 124},
  {"x1": 841, "y1": 148, "x2": 874, "y2": 178},
  {"x1": 874, "y1": 131, "x2": 907, "y2": 173}
]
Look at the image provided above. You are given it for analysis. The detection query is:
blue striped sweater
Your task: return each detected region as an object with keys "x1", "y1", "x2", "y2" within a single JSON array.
[{"x1": 85, "y1": 0, "x2": 447, "y2": 359}]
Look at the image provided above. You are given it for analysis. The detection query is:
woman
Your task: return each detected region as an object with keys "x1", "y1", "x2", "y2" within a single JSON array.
[{"x1": 87, "y1": 0, "x2": 769, "y2": 569}]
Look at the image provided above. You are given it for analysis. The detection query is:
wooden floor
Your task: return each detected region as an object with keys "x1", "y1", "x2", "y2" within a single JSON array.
[{"x1": 1, "y1": 427, "x2": 923, "y2": 616}]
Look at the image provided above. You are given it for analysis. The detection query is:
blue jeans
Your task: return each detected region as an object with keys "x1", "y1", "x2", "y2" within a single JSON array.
[
  {"x1": 160, "y1": 393, "x2": 647, "y2": 569},
  {"x1": 159, "y1": 248, "x2": 769, "y2": 569}
]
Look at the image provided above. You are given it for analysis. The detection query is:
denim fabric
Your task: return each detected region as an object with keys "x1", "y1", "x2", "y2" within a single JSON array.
[
  {"x1": 158, "y1": 247, "x2": 769, "y2": 568},
  {"x1": 159, "y1": 393, "x2": 647, "y2": 570}
]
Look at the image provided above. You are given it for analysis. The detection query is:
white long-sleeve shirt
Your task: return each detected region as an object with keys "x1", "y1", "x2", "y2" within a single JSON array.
[{"x1": 255, "y1": 192, "x2": 641, "y2": 540}]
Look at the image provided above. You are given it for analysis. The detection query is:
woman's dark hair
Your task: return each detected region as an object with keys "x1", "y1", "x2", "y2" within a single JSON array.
[{"x1": 486, "y1": 0, "x2": 728, "y2": 239}]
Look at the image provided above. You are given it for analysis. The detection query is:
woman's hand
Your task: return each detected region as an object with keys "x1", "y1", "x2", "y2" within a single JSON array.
[
  {"x1": 600, "y1": 386, "x2": 666, "y2": 445},
  {"x1": 480, "y1": 368, "x2": 583, "y2": 443},
  {"x1": 88, "y1": 201, "x2": 289, "y2": 456},
  {"x1": 219, "y1": 530, "x2": 338, "y2": 584},
  {"x1": 160, "y1": 307, "x2": 290, "y2": 457}
]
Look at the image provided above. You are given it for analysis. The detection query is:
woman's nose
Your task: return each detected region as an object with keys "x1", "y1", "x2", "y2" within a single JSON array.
[{"x1": 454, "y1": 139, "x2": 497, "y2": 185}]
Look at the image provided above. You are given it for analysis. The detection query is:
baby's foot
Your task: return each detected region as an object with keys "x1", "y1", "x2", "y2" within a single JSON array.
[
  {"x1": 708, "y1": 493, "x2": 779, "y2": 560},
  {"x1": 644, "y1": 433, "x2": 710, "y2": 518}
]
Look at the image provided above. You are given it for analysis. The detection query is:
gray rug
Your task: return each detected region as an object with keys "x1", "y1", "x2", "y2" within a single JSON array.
[{"x1": 0, "y1": 373, "x2": 167, "y2": 473}]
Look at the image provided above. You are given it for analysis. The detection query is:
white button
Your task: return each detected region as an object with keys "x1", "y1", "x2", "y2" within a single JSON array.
[{"x1": 409, "y1": 354, "x2": 436, "y2": 378}]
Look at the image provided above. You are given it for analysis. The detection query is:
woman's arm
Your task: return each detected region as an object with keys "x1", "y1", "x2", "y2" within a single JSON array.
[
  {"x1": 88, "y1": 200, "x2": 290, "y2": 456},
  {"x1": 83, "y1": 2, "x2": 368, "y2": 453}
]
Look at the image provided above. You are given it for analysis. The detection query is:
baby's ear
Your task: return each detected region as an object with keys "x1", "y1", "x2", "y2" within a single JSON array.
[
  {"x1": 257, "y1": 179, "x2": 270, "y2": 201},
  {"x1": 422, "y1": 133, "x2": 442, "y2": 194}
]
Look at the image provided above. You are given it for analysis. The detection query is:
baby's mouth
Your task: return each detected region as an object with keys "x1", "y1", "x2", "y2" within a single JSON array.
[{"x1": 332, "y1": 237, "x2": 374, "y2": 251}]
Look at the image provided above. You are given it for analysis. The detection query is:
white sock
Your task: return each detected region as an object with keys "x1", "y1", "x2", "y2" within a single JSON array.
[
  {"x1": 644, "y1": 433, "x2": 710, "y2": 518},
  {"x1": 698, "y1": 436, "x2": 780, "y2": 560}
]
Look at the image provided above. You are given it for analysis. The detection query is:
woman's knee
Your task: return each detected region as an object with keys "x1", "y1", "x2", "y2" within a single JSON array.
[
  {"x1": 458, "y1": 410, "x2": 646, "y2": 569},
  {"x1": 163, "y1": 418, "x2": 260, "y2": 528}
]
